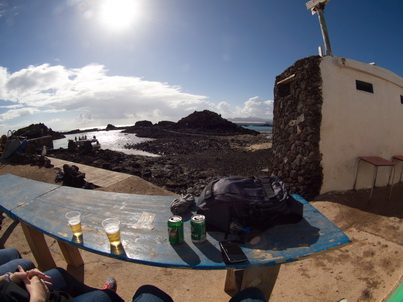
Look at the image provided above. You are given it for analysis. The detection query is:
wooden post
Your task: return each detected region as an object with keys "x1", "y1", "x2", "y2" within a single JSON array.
[
  {"x1": 57, "y1": 240, "x2": 84, "y2": 268},
  {"x1": 20, "y1": 222, "x2": 56, "y2": 271},
  {"x1": 224, "y1": 265, "x2": 281, "y2": 300}
]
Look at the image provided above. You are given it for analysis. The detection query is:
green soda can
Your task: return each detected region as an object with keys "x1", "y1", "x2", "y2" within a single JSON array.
[
  {"x1": 191, "y1": 214, "x2": 206, "y2": 243},
  {"x1": 168, "y1": 215, "x2": 184, "y2": 244}
]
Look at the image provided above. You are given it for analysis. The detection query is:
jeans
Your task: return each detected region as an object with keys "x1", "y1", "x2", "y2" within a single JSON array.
[
  {"x1": 229, "y1": 287, "x2": 267, "y2": 302},
  {"x1": 46, "y1": 268, "x2": 124, "y2": 302},
  {"x1": 132, "y1": 285, "x2": 174, "y2": 302},
  {"x1": 0, "y1": 248, "x2": 36, "y2": 275},
  {"x1": 131, "y1": 285, "x2": 266, "y2": 302}
]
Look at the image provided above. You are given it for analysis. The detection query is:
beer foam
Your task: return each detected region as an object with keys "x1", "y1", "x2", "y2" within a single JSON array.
[
  {"x1": 69, "y1": 218, "x2": 80, "y2": 225},
  {"x1": 105, "y1": 225, "x2": 119, "y2": 234}
]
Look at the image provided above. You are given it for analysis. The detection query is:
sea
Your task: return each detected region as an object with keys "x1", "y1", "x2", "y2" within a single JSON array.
[
  {"x1": 52, "y1": 123, "x2": 272, "y2": 156},
  {"x1": 236, "y1": 123, "x2": 272, "y2": 134},
  {"x1": 52, "y1": 130, "x2": 159, "y2": 156}
]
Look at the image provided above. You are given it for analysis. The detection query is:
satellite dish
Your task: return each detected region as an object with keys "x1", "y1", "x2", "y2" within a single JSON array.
[{"x1": 306, "y1": 0, "x2": 330, "y2": 11}]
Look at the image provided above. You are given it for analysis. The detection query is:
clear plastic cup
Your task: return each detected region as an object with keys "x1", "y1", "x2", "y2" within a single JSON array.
[
  {"x1": 102, "y1": 218, "x2": 121, "y2": 246},
  {"x1": 65, "y1": 211, "x2": 82, "y2": 236}
]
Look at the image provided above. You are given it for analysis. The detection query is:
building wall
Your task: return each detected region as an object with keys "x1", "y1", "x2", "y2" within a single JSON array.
[
  {"x1": 271, "y1": 55, "x2": 403, "y2": 199},
  {"x1": 320, "y1": 56, "x2": 403, "y2": 192},
  {"x1": 271, "y1": 56, "x2": 323, "y2": 200}
]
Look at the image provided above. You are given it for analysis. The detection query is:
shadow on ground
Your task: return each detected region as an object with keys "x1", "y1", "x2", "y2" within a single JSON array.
[{"x1": 314, "y1": 182, "x2": 403, "y2": 219}]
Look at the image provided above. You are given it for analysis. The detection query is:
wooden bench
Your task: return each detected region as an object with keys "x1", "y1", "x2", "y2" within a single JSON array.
[
  {"x1": 392, "y1": 156, "x2": 403, "y2": 183},
  {"x1": 0, "y1": 174, "x2": 350, "y2": 299},
  {"x1": 353, "y1": 156, "x2": 396, "y2": 203}
]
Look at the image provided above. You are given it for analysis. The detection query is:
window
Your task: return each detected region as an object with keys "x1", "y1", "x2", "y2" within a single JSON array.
[
  {"x1": 356, "y1": 80, "x2": 374, "y2": 93},
  {"x1": 277, "y1": 74, "x2": 295, "y2": 97},
  {"x1": 278, "y1": 82, "x2": 291, "y2": 97},
  {"x1": 401, "y1": 95, "x2": 403, "y2": 104}
]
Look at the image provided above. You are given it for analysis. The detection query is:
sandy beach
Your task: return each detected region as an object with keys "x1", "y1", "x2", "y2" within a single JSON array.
[{"x1": 0, "y1": 162, "x2": 402, "y2": 301}]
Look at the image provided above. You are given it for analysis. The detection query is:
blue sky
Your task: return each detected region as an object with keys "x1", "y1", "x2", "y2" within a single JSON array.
[{"x1": 0, "y1": 0, "x2": 402, "y2": 132}]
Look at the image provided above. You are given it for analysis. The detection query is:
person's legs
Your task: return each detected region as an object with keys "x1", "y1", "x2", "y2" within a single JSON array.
[
  {"x1": 228, "y1": 287, "x2": 267, "y2": 302},
  {"x1": 45, "y1": 268, "x2": 123, "y2": 302},
  {"x1": 132, "y1": 285, "x2": 174, "y2": 302},
  {"x1": 73, "y1": 290, "x2": 124, "y2": 302},
  {"x1": 0, "y1": 258, "x2": 36, "y2": 274},
  {"x1": 0, "y1": 248, "x2": 36, "y2": 274},
  {"x1": 0, "y1": 248, "x2": 21, "y2": 264},
  {"x1": 46, "y1": 268, "x2": 97, "y2": 296}
]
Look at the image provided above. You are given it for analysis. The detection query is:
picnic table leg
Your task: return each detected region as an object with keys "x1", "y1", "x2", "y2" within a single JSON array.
[
  {"x1": 57, "y1": 240, "x2": 84, "y2": 268},
  {"x1": 20, "y1": 222, "x2": 56, "y2": 271},
  {"x1": 224, "y1": 269, "x2": 243, "y2": 296},
  {"x1": 224, "y1": 265, "x2": 281, "y2": 300},
  {"x1": 353, "y1": 159, "x2": 362, "y2": 191}
]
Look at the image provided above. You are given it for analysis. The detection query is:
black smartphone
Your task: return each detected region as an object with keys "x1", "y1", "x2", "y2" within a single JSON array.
[{"x1": 219, "y1": 241, "x2": 248, "y2": 263}]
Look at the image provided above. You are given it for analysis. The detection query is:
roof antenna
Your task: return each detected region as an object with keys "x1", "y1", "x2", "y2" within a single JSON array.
[{"x1": 306, "y1": 0, "x2": 332, "y2": 56}]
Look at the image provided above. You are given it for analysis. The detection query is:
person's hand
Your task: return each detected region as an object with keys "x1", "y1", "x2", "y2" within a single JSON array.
[
  {"x1": 10, "y1": 266, "x2": 52, "y2": 286},
  {"x1": 23, "y1": 275, "x2": 49, "y2": 302},
  {"x1": 16, "y1": 266, "x2": 51, "y2": 302}
]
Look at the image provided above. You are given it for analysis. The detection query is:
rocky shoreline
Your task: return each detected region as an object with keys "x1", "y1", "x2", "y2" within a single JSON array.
[
  {"x1": 5, "y1": 110, "x2": 272, "y2": 195},
  {"x1": 49, "y1": 133, "x2": 271, "y2": 196}
]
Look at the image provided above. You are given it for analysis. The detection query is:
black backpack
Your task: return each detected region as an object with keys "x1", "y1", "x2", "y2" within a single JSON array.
[{"x1": 197, "y1": 177, "x2": 303, "y2": 233}]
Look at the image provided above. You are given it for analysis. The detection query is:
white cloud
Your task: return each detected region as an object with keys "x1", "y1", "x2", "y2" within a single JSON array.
[
  {"x1": 0, "y1": 63, "x2": 273, "y2": 132},
  {"x1": 0, "y1": 107, "x2": 40, "y2": 122},
  {"x1": 234, "y1": 96, "x2": 274, "y2": 120},
  {"x1": 0, "y1": 104, "x2": 22, "y2": 109}
]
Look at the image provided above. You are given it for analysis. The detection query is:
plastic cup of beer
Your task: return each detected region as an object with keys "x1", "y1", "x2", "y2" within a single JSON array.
[
  {"x1": 65, "y1": 211, "x2": 82, "y2": 236},
  {"x1": 102, "y1": 218, "x2": 121, "y2": 246}
]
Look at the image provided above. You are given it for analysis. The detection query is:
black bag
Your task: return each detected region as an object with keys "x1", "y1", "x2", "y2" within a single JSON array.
[{"x1": 197, "y1": 177, "x2": 303, "y2": 233}]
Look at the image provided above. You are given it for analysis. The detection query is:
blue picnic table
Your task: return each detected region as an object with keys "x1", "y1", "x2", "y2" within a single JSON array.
[{"x1": 0, "y1": 174, "x2": 350, "y2": 299}]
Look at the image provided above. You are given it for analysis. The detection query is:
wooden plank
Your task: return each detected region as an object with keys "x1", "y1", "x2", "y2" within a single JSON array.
[
  {"x1": 0, "y1": 174, "x2": 58, "y2": 218},
  {"x1": 20, "y1": 222, "x2": 56, "y2": 271},
  {"x1": 48, "y1": 157, "x2": 132, "y2": 187},
  {"x1": 57, "y1": 240, "x2": 84, "y2": 268},
  {"x1": 359, "y1": 156, "x2": 396, "y2": 166}
]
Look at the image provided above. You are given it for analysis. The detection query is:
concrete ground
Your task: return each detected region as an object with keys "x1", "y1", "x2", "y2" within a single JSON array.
[{"x1": 0, "y1": 162, "x2": 402, "y2": 301}]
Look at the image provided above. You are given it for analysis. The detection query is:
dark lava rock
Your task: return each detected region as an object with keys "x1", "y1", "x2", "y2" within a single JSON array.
[
  {"x1": 135, "y1": 120, "x2": 153, "y2": 128},
  {"x1": 61, "y1": 164, "x2": 98, "y2": 189},
  {"x1": 122, "y1": 110, "x2": 258, "y2": 137},
  {"x1": 14, "y1": 123, "x2": 65, "y2": 140},
  {"x1": 106, "y1": 124, "x2": 118, "y2": 131},
  {"x1": 174, "y1": 110, "x2": 257, "y2": 135},
  {"x1": 50, "y1": 133, "x2": 272, "y2": 196}
]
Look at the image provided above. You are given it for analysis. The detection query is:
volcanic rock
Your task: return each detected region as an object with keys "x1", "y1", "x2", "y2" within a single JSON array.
[
  {"x1": 14, "y1": 123, "x2": 65, "y2": 140},
  {"x1": 122, "y1": 110, "x2": 259, "y2": 137}
]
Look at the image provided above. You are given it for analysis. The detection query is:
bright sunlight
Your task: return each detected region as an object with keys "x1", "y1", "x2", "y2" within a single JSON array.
[{"x1": 99, "y1": 0, "x2": 140, "y2": 31}]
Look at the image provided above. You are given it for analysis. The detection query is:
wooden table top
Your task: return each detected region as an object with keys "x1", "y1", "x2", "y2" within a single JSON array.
[
  {"x1": 0, "y1": 174, "x2": 350, "y2": 269},
  {"x1": 359, "y1": 156, "x2": 396, "y2": 166}
]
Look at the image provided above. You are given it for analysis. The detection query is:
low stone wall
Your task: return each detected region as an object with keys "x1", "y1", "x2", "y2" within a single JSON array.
[{"x1": 270, "y1": 56, "x2": 323, "y2": 200}]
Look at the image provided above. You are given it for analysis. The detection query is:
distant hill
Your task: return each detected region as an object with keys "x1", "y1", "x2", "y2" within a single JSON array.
[
  {"x1": 14, "y1": 123, "x2": 65, "y2": 140},
  {"x1": 123, "y1": 110, "x2": 259, "y2": 137}
]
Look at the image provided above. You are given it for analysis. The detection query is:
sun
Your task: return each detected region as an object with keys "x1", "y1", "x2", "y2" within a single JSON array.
[{"x1": 99, "y1": 0, "x2": 140, "y2": 31}]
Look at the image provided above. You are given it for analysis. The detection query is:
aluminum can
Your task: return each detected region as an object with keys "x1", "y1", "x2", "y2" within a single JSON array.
[
  {"x1": 191, "y1": 214, "x2": 206, "y2": 243},
  {"x1": 168, "y1": 215, "x2": 184, "y2": 244}
]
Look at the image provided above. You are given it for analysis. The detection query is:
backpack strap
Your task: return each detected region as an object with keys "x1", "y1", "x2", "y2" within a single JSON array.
[
  {"x1": 203, "y1": 179, "x2": 216, "y2": 199},
  {"x1": 261, "y1": 179, "x2": 277, "y2": 199}
]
